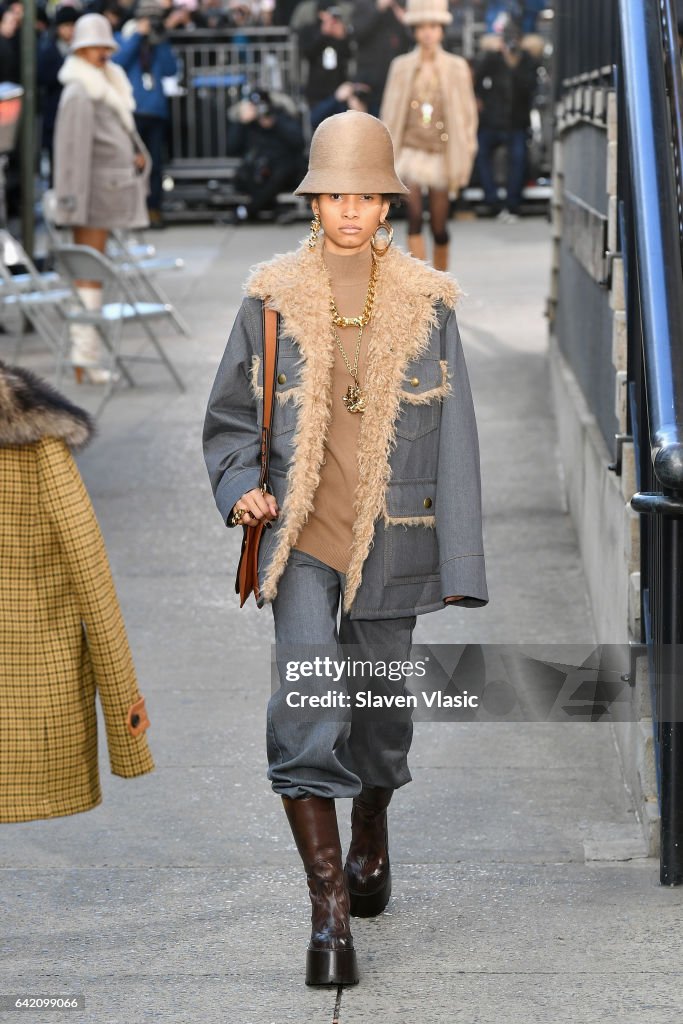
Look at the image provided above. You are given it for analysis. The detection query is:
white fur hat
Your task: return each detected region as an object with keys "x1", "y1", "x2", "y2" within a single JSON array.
[{"x1": 70, "y1": 13, "x2": 120, "y2": 52}]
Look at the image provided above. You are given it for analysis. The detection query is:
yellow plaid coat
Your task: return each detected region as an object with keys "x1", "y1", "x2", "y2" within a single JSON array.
[{"x1": 0, "y1": 363, "x2": 154, "y2": 822}]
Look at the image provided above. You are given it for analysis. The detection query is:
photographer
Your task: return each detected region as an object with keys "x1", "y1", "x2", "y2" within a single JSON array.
[
  {"x1": 474, "y1": 19, "x2": 537, "y2": 221},
  {"x1": 353, "y1": 0, "x2": 410, "y2": 116},
  {"x1": 298, "y1": 0, "x2": 351, "y2": 129},
  {"x1": 113, "y1": 0, "x2": 181, "y2": 227},
  {"x1": 227, "y1": 88, "x2": 305, "y2": 222}
]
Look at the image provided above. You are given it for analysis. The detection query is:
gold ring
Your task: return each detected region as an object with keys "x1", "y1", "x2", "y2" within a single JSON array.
[{"x1": 231, "y1": 506, "x2": 249, "y2": 525}]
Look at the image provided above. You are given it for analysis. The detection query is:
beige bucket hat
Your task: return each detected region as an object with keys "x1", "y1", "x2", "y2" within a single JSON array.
[
  {"x1": 404, "y1": 0, "x2": 453, "y2": 26},
  {"x1": 294, "y1": 111, "x2": 409, "y2": 196},
  {"x1": 70, "y1": 12, "x2": 120, "y2": 52}
]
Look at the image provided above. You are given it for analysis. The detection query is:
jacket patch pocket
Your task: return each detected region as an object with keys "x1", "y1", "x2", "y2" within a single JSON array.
[
  {"x1": 250, "y1": 353, "x2": 303, "y2": 436},
  {"x1": 383, "y1": 480, "x2": 440, "y2": 585},
  {"x1": 394, "y1": 358, "x2": 449, "y2": 441}
]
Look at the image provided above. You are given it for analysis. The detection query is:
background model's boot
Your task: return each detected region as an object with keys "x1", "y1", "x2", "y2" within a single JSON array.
[
  {"x1": 407, "y1": 233, "x2": 427, "y2": 261},
  {"x1": 70, "y1": 285, "x2": 115, "y2": 385},
  {"x1": 281, "y1": 794, "x2": 359, "y2": 986},
  {"x1": 432, "y1": 243, "x2": 450, "y2": 272},
  {"x1": 344, "y1": 785, "x2": 393, "y2": 917}
]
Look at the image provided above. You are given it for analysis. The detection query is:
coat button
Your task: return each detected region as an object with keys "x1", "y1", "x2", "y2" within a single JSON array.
[
  {"x1": 410, "y1": 377, "x2": 420, "y2": 387},
  {"x1": 423, "y1": 497, "x2": 432, "y2": 509},
  {"x1": 277, "y1": 372, "x2": 287, "y2": 384}
]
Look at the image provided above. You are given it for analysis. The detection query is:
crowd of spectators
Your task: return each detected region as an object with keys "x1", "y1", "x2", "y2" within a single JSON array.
[{"x1": 0, "y1": 0, "x2": 549, "y2": 224}]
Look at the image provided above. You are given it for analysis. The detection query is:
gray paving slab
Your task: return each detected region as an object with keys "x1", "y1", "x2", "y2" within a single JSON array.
[{"x1": 1, "y1": 219, "x2": 677, "y2": 1024}]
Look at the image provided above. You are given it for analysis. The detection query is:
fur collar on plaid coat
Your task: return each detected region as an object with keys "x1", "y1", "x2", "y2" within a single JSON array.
[
  {"x1": 0, "y1": 363, "x2": 153, "y2": 823},
  {"x1": 0, "y1": 360, "x2": 95, "y2": 449}
]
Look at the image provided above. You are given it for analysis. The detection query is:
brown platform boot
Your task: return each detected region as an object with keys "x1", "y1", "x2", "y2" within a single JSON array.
[
  {"x1": 344, "y1": 786, "x2": 393, "y2": 917},
  {"x1": 282, "y1": 794, "x2": 359, "y2": 986},
  {"x1": 407, "y1": 233, "x2": 427, "y2": 261},
  {"x1": 433, "y1": 242, "x2": 450, "y2": 271}
]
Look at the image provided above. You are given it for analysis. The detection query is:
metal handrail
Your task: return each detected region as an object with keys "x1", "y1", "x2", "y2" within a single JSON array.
[
  {"x1": 620, "y1": 0, "x2": 683, "y2": 886},
  {"x1": 620, "y1": 0, "x2": 683, "y2": 496}
]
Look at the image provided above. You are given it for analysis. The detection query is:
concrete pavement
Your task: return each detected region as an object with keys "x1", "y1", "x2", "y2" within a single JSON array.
[{"x1": 2, "y1": 218, "x2": 682, "y2": 1024}]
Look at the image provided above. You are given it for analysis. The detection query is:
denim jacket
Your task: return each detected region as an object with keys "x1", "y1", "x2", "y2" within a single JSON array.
[{"x1": 203, "y1": 239, "x2": 488, "y2": 620}]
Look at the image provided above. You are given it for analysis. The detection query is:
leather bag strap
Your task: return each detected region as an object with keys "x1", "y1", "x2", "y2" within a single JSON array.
[{"x1": 259, "y1": 303, "x2": 279, "y2": 493}]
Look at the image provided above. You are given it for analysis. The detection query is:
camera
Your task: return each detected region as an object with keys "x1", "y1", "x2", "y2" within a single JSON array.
[{"x1": 246, "y1": 88, "x2": 272, "y2": 119}]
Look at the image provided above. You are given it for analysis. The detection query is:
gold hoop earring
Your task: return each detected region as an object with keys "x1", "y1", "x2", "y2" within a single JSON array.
[
  {"x1": 307, "y1": 212, "x2": 321, "y2": 250},
  {"x1": 371, "y1": 219, "x2": 393, "y2": 256}
]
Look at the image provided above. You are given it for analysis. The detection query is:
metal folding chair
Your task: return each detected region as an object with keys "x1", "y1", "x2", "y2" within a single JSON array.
[
  {"x1": 53, "y1": 243, "x2": 186, "y2": 398},
  {"x1": 41, "y1": 192, "x2": 190, "y2": 338},
  {"x1": 0, "y1": 230, "x2": 72, "y2": 362},
  {"x1": 107, "y1": 229, "x2": 191, "y2": 337}
]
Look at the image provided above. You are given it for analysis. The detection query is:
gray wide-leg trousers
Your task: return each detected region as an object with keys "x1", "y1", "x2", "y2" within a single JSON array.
[{"x1": 267, "y1": 548, "x2": 417, "y2": 799}]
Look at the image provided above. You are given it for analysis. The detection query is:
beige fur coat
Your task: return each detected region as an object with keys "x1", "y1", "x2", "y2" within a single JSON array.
[{"x1": 380, "y1": 46, "x2": 479, "y2": 194}]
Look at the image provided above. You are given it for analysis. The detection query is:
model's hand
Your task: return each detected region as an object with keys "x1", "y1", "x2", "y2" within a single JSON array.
[
  {"x1": 133, "y1": 152, "x2": 147, "y2": 172},
  {"x1": 136, "y1": 16, "x2": 151, "y2": 35},
  {"x1": 233, "y1": 488, "x2": 279, "y2": 526},
  {"x1": 444, "y1": 595, "x2": 464, "y2": 603}
]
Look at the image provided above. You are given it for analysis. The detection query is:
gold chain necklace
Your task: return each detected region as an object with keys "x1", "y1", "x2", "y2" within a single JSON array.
[
  {"x1": 329, "y1": 251, "x2": 379, "y2": 328},
  {"x1": 326, "y1": 253, "x2": 379, "y2": 413}
]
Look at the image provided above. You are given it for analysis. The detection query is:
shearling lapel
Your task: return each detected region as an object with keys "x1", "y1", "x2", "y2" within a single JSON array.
[
  {"x1": 245, "y1": 238, "x2": 461, "y2": 613},
  {"x1": 245, "y1": 241, "x2": 336, "y2": 606}
]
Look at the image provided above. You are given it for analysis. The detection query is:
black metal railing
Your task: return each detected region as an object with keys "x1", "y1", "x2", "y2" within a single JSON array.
[
  {"x1": 552, "y1": 0, "x2": 618, "y2": 99},
  {"x1": 554, "y1": 0, "x2": 683, "y2": 884},
  {"x1": 619, "y1": 0, "x2": 683, "y2": 886}
]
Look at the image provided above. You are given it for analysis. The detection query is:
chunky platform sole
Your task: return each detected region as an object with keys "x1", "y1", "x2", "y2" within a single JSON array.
[
  {"x1": 305, "y1": 946, "x2": 359, "y2": 986},
  {"x1": 346, "y1": 870, "x2": 392, "y2": 918}
]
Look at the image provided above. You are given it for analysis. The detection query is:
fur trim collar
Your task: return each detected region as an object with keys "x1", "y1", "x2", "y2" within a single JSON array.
[
  {"x1": 0, "y1": 362, "x2": 95, "y2": 450},
  {"x1": 245, "y1": 239, "x2": 461, "y2": 613},
  {"x1": 58, "y1": 55, "x2": 136, "y2": 133}
]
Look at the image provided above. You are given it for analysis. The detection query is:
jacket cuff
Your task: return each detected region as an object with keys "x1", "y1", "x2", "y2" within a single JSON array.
[
  {"x1": 216, "y1": 467, "x2": 262, "y2": 527},
  {"x1": 440, "y1": 554, "x2": 489, "y2": 608},
  {"x1": 127, "y1": 695, "x2": 150, "y2": 737}
]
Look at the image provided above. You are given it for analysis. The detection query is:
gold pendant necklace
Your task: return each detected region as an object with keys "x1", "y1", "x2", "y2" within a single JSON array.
[
  {"x1": 336, "y1": 323, "x2": 366, "y2": 414},
  {"x1": 326, "y1": 253, "x2": 379, "y2": 413},
  {"x1": 411, "y1": 65, "x2": 439, "y2": 128}
]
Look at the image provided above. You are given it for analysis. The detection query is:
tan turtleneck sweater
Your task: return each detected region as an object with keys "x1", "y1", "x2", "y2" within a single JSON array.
[{"x1": 292, "y1": 244, "x2": 373, "y2": 573}]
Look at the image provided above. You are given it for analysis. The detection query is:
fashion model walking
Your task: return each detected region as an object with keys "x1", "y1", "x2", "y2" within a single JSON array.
[
  {"x1": 380, "y1": 0, "x2": 478, "y2": 269},
  {"x1": 203, "y1": 111, "x2": 488, "y2": 987}
]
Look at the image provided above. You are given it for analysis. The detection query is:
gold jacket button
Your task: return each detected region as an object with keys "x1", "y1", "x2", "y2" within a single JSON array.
[
  {"x1": 423, "y1": 496, "x2": 433, "y2": 509},
  {"x1": 277, "y1": 372, "x2": 287, "y2": 384},
  {"x1": 410, "y1": 376, "x2": 420, "y2": 387}
]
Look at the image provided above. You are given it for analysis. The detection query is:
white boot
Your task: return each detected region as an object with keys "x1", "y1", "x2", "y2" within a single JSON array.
[{"x1": 69, "y1": 285, "x2": 116, "y2": 385}]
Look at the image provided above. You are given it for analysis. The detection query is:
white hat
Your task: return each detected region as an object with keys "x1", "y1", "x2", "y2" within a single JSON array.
[
  {"x1": 404, "y1": 0, "x2": 453, "y2": 26},
  {"x1": 70, "y1": 13, "x2": 120, "y2": 52}
]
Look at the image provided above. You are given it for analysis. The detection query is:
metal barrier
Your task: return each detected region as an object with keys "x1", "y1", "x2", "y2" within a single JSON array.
[
  {"x1": 164, "y1": 28, "x2": 305, "y2": 211},
  {"x1": 554, "y1": 0, "x2": 683, "y2": 884},
  {"x1": 624, "y1": 0, "x2": 683, "y2": 887}
]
